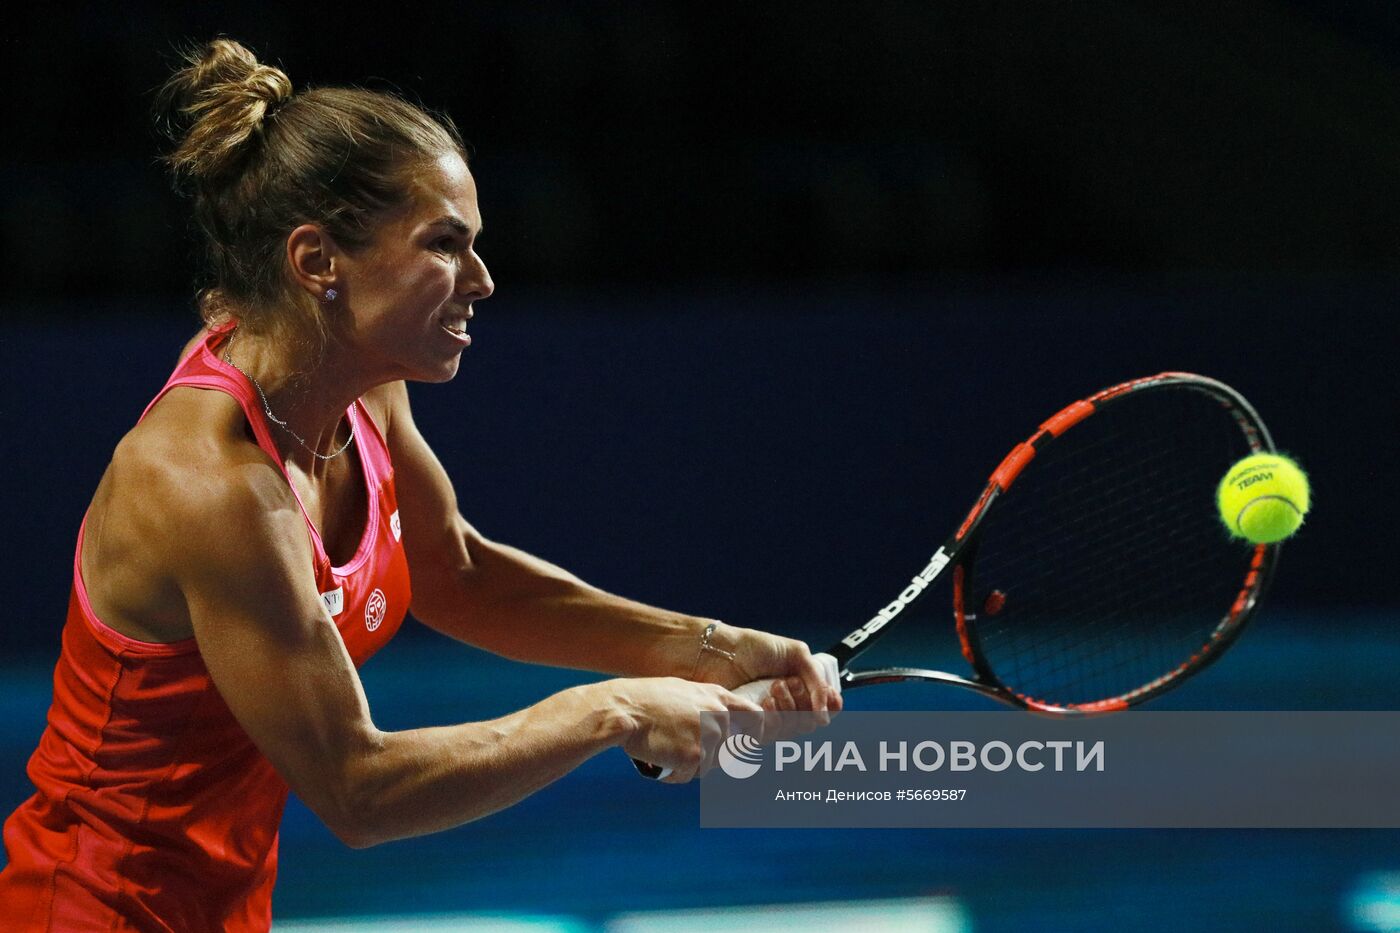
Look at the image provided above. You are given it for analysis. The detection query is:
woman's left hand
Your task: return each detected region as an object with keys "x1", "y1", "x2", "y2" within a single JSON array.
[{"x1": 692, "y1": 623, "x2": 843, "y2": 715}]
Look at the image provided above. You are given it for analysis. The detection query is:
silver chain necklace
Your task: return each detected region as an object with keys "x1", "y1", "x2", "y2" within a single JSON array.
[{"x1": 222, "y1": 328, "x2": 355, "y2": 461}]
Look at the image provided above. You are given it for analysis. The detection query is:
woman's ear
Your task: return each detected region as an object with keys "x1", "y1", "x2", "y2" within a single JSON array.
[{"x1": 285, "y1": 224, "x2": 339, "y2": 301}]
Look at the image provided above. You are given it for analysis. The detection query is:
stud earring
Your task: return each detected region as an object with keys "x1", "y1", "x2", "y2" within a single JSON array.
[{"x1": 324, "y1": 287, "x2": 339, "y2": 301}]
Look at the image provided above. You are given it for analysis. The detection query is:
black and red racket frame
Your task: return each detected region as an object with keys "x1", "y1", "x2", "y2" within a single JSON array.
[{"x1": 822, "y1": 372, "x2": 1279, "y2": 714}]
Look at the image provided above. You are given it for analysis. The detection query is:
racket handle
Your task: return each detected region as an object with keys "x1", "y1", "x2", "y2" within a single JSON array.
[
  {"x1": 631, "y1": 758, "x2": 670, "y2": 780},
  {"x1": 630, "y1": 653, "x2": 842, "y2": 780}
]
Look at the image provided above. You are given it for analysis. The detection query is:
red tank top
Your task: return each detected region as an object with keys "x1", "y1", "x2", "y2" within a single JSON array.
[{"x1": 0, "y1": 328, "x2": 412, "y2": 931}]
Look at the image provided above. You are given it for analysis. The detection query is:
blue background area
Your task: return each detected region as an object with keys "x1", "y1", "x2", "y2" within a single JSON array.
[
  {"x1": 4, "y1": 611, "x2": 1399, "y2": 930},
  {"x1": 1, "y1": 290, "x2": 1397, "y2": 930},
  {"x1": 1, "y1": 282, "x2": 1395, "y2": 665}
]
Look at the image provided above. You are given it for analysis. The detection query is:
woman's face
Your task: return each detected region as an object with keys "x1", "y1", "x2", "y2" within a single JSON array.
[{"x1": 336, "y1": 151, "x2": 493, "y2": 384}]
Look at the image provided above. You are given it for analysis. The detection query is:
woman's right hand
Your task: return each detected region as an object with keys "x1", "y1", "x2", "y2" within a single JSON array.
[{"x1": 608, "y1": 677, "x2": 765, "y2": 783}]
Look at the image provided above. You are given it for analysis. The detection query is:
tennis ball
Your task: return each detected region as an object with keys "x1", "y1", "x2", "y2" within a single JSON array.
[{"x1": 1216, "y1": 453, "x2": 1310, "y2": 544}]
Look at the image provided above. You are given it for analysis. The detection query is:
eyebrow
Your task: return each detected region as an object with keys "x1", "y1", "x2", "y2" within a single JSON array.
[{"x1": 429, "y1": 216, "x2": 481, "y2": 236}]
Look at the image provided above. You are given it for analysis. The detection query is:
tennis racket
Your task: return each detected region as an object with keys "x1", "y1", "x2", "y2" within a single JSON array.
[{"x1": 633, "y1": 372, "x2": 1279, "y2": 778}]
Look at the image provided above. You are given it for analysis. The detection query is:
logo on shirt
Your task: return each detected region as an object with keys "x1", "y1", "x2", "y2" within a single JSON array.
[
  {"x1": 365, "y1": 588, "x2": 387, "y2": 632},
  {"x1": 320, "y1": 587, "x2": 345, "y2": 618},
  {"x1": 390, "y1": 509, "x2": 402, "y2": 542}
]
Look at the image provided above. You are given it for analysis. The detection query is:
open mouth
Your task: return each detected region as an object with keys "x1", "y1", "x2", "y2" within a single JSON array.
[{"x1": 439, "y1": 316, "x2": 471, "y2": 345}]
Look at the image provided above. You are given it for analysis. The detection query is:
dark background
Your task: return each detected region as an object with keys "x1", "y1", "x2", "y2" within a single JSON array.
[
  {"x1": 2, "y1": 4, "x2": 1399, "y2": 930},
  {"x1": 7, "y1": 3, "x2": 1400, "y2": 294}
]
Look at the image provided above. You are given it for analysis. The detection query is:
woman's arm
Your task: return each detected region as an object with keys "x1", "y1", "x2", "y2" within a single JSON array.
[
  {"x1": 374, "y1": 381, "x2": 839, "y2": 710},
  {"x1": 156, "y1": 447, "x2": 761, "y2": 847}
]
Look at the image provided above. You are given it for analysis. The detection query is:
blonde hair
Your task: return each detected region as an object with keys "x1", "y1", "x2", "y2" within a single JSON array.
[{"x1": 154, "y1": 38, "x2": 465, "y2": 357}]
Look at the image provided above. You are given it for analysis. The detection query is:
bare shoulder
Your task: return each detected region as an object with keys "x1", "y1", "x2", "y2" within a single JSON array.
[
  {"x1": 127, "y1": 388, "x2": 307, "y2": 557},
  {"x1": 84, "y1": 386, "x2": 312, "y2": 641}
]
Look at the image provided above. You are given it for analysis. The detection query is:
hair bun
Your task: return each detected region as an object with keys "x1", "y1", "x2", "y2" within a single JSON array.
[{"x1": 155, "y1": 38, "x2": 293, "y2": 186}]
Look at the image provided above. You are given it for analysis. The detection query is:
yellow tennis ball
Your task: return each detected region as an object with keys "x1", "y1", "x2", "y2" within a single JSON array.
[{"x1": 1217, "y1": 453, "x2": 1310, "y2": 544}]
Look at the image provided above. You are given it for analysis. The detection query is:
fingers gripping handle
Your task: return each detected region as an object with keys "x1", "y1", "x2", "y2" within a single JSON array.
[
  {"x1": 628, "y1": 676, "x2": 775, "y2": 781},
  {"x1": 629, "y1": 653, "x2": 842, "y2": 781}
]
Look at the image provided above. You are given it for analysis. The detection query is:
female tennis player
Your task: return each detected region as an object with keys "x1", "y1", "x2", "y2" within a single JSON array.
[{"x1": 0, "y1": 39, "x2": 839, "y2": 931}]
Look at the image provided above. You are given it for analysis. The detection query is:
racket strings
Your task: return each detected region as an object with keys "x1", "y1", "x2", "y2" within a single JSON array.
[
  {"x1": 982, "y1": 493, "x2": 1238, "y2": 703},
  {"x1": 981, "y1": 524, "x2": 1236, "y2": 705},
  {"x1": 985, "y1": 485, "x2": 1241, "y2": 700},
  {"x1": 967, "y1": 386, "x2": 1259, "y2": 707},
  {"x1": 981, "y1": 446, "x2": 1226, "y2": 638},
  {"x1": 988, "y1": 503, "x2": 1228, "y2": 662}
]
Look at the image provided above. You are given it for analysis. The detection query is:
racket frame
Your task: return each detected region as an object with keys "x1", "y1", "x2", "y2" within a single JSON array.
[{"x1": 824, "y1": 371, "x2": 1279, "y2": 715}]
